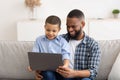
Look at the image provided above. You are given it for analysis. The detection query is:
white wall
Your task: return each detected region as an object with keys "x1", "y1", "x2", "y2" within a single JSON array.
[
  {"x1": 39, "y1": 0, "x2": 120, "y2": 19},
  {"x1": 0, "y1": 0, "x2": 120, "y2": 40}
]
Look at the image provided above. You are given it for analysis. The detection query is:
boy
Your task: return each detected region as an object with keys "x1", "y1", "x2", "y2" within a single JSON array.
[{"x1": 28, "y1": 15, "x2": 70, "y2": 80}]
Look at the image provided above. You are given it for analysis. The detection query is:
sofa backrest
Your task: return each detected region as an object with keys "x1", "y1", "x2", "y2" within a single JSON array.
[
  {"x1": 96, "y1": 40, "x2": 120, "y2": 80},
  {"x1": 0, "y1": 40, "x2": 120, "y2": 79},
  {"x1": 0, "y1": 41, "x2": 34, "y2": 79}
]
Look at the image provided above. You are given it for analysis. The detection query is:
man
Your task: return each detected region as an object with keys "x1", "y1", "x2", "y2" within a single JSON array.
[
  {"x1": 56, "y1": 9, "x2": 101, "y2": 80},
  {"x1": 35, "y1": 9, "x2": 101, "y2": 80}
]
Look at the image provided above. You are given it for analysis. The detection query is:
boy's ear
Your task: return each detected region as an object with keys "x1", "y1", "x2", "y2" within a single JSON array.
[
  {"x1": 44, "y1": 25, "x2": 46, "y2": 28},
  {"x1": 59, "y1": 27, "x2": 61, "y2": 31}
]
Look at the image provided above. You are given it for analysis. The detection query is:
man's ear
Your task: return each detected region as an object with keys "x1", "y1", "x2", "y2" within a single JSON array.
[{"x1": 81, "y1": 21, "x2": 85, "y2": 28}]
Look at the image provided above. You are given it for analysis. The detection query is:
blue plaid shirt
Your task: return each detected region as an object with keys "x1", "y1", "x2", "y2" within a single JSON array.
[{"x1": 62, "y1": 33, "x2": 101, "y2": 79}]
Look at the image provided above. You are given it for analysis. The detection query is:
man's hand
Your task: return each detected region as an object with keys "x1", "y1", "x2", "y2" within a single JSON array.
[
  {"x1": 56, "y1": 66, "x2": 76, "y2": 78},
  {"x1": 35, "y1": 70, "x2": 43, "y2": 80}
]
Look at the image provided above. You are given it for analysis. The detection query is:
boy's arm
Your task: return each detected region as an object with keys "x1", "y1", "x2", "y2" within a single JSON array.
[
  {"x1": 32, "y1": 39, "x2": 40, "y2": 52},
  {"x1": 60, "y1": 37, "x2": 70, "y2": 67},
  {"x1": 28, "y1": 66, "x2": 33, "y2": 72},
  {"x1": 63, "y1": 59, "x2": 69, "y2": 67}
]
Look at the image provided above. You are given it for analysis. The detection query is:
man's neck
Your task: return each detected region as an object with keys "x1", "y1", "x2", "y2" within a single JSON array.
[{"x1": 76, "y1": 32, "x2": 84, "y2": 40}]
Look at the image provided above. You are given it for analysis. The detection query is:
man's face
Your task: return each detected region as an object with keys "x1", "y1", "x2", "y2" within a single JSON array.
[{"x1": 66, "y1": 17, "x2": 84, "y2": 39}]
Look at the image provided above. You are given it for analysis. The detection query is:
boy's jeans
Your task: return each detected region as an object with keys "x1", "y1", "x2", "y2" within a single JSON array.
[
  {"x1": 41, "y1": 71, "x2": 91, "y2": 80},
  {"x1": 41, "y1": 71, "x2": 64, "y2": 80},
  {"x1": 64, "y1": 78, "x2": 91, "y2": 80}
]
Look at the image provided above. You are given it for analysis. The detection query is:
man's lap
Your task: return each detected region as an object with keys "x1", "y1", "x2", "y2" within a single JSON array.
[{"x1": 41, "y1": 71, "x2": 91, "y2": 80}]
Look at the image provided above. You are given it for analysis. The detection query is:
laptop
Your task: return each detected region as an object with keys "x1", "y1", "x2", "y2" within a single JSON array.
[{"x1": 28, "y1": 52, "x2": 63, "y2": 71}]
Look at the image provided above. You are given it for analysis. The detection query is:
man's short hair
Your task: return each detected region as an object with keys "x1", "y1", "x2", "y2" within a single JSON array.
[
  {"x1": 67, "y1": 9, "x2": 85, "y2": 19},
  {"x1": 45, "y1": 15, "x2": 61, "y2": 27}
]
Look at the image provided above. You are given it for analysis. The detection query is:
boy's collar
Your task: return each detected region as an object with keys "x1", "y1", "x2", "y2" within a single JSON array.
[{"x1": 43, "y1": 35, "x2": 60, "y2": 41}]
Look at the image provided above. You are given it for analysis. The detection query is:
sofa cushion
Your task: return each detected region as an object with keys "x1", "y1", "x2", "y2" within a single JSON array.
[
  {"x1": 108, "y1": 52, "x2": 120, "y2": 80},
  {"x1": 96, "y1": 40, "x2": 120, "y2": 80},
  {"x1": 0, "y1": 41, "x2": 34, "y2": 79}
]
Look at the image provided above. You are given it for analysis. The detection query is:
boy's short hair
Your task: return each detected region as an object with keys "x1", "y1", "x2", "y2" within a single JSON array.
[
  {"x1": 67, "y1": 9, "x2": 85, "y2": 19},
  {"x1": 45, "y1": 15, "x2": 61, "y2": 28}
]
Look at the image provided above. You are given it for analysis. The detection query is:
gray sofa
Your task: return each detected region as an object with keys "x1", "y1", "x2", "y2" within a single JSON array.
[{"x1": 0, "y1": 40, "x2": 120, "y2": 80}]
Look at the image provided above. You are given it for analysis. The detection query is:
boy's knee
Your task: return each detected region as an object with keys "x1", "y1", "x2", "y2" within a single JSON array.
[
  {"x1": 41, "y1": 71, "x2": 56, "y2": 79},
  {"x1": 81, "y1": 78, "x2": 91, "y2": 80},
  {"x1": 42, "y1": 71, "x2": 54, "y2": 76}
]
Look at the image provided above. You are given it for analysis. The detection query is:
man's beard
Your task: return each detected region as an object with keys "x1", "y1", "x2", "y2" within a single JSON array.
[{"x1": 68, "y1": 28, "x2": 82, "y2": 40}]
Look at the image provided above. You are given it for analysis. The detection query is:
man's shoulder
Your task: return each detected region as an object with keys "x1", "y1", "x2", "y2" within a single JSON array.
[
  {"x1": 60, "y1": 33, "x2": 69, "y2": 42},
  {"x1": 84, "y1": 34, "x2": 99, "y2": 45},
  {"x1": 60, "y1": 33, "x2": 68, "y2": 38},
  {"x1": 85, "y1": 35, "x2": 96, "y2": 41},
  {"x1": 57, "y1": 35, "x2": 68, "y2": 43}
]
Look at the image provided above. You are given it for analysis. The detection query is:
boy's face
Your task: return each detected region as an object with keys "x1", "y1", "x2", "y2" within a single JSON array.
[{"x1": 44, "y1": 23, "x2": 60, "y2": 40}]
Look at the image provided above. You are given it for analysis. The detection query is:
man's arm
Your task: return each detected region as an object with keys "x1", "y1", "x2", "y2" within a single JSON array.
[
  {"x1": 73, "y1": 70, "x2": 90, "y2": 78},
  {"x1": 57, "y1": 40, "x2": 101, "y2": 79},
  {"x1": 57, "y1": 66, "x2": 90, "y2": 78},
  {"x1": 88, "y1": 41, "x2": 101, "y2": 79}
]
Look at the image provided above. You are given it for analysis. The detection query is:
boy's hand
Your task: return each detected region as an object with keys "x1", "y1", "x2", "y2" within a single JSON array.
[
  {"x1": 27, "y1": 66, "x2": 43, "y2": 80},
  {"x1": 35, "y1": 70, "x2": 43, "y2": 80},
  {"x1": 27, "y1": 66, "x2": 32, "y2": 72},
  {"x1": 63, "y1": 59, "x2": 69, "y2": 68},
  {"x1": 62, "y1": 64, "x2": 69, "y2": 68}
]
